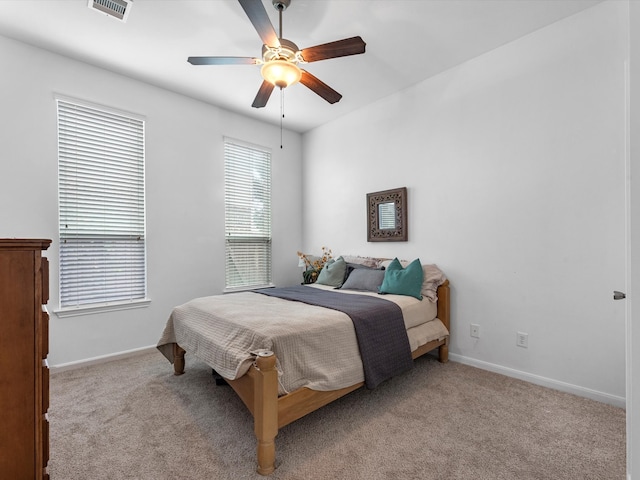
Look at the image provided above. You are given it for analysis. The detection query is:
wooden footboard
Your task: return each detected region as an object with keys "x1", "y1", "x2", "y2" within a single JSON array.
[
  {"x1": 172, "y1": 280, "x2": 451, "y2": 475},
  {"x1": 226, "y1": 351, "x2": 365, "y2": 475}
]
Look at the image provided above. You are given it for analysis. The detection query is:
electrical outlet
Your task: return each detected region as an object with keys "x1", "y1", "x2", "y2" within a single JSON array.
[
  {"x1": 517, "y1": 332, "x2": 528, "y2": 348},
  {"x1": 470, "y1": 324, "x2": 480, "y2": 338}
]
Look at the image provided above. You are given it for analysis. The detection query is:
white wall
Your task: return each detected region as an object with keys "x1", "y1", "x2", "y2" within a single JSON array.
[
  {"x1": 302, "y1": 1, "x2": 627, "y2": 405},
  {"x1": 0, "y1": 35, "x2": 303, "y2": 366}
]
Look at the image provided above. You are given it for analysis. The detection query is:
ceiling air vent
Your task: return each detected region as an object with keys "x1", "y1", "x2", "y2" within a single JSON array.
[{"x1": 88, "y1": 0, "x2": 132, "y2": 22}]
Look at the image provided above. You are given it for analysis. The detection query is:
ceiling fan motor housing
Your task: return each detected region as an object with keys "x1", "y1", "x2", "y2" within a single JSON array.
[
  {"x1": 262, "y1": 38, "x2": 300, "y2": 63},
  {"x1": 272, "y1": 0, "x2": 291, "y2": 11}
]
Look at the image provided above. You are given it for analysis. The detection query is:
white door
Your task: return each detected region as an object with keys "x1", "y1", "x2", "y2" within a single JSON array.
[{"x1": 627, "y1": 2, "x2": 640, "y2": 478}]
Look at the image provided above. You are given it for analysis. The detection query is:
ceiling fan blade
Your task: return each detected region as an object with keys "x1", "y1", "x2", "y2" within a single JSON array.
[
  {"x1": 252, "y1": 80, "x2": 275, "y2": 108},
  {"x1": 188, "y1": 56, "x2": 260, "y2": 66},
  {"x1": 299, "y1": 70, "x2": 342, "y2": 104},
  {"x1": 238, "y1": 0, "x2": 280, "y2": 48},
  {"x1": 299, "y1": 36, "x2": 366, "y2": 63}
]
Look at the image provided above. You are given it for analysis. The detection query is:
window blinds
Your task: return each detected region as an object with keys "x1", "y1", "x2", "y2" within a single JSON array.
[
  {"x1": 224, "y1": 139, "x2": 272, "y2": 289},
  {"x1": 57, "y1": 99, "x2": 146, "y2": 308}
]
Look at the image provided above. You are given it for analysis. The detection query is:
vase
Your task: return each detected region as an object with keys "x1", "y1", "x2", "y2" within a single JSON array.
[{"x1": 302, "y1": 269, "x2": 319, "y2": 284}]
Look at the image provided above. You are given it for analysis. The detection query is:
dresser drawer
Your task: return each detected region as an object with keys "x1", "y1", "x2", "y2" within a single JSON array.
[
  {"x1": 42, "y1": 414, "x2": 49, "y2": 471},
  {"x1": 41, "y1": 311, "x2": 49, "y2": 358},
  {"x1": 41, "y1": 257, "x2": 49, "y2": 304},
  {"x1": 42, "y1": 362, "x2": 49, "y2": 413}
]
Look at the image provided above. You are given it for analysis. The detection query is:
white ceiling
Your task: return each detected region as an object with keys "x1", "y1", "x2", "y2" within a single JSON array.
[{"x1": 0, "y1": 0, "x2": 602, "y2": 133}]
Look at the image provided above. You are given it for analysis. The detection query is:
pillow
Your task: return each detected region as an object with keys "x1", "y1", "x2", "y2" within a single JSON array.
[
  {"x1": 316, "y1": 256, "x2": 347, "y2": 287},
  {"x1": 340, "y1": 268, "x2": 386, "y2": 292},
  {"x1": 341, "y1": 255, "x2": 385, "y2": 269},
  {"x1": 421, "y1": 264, "x2": 447, "y2": 302},
  {"x1": 380, "y1": 258, "x2": 409, "y2": 269},
  {"x1": 345, "y1": 262, "x2": 380, "y2": 271},
  {"x1": 342, "y1": 262, "x2": 383, "y2": 282},
  {"x1": 380, "y1": 259, "x2": 447, "y2": 302},
  {"x1": 378, "y1": 258, "x2": 424, "y2": 300}
]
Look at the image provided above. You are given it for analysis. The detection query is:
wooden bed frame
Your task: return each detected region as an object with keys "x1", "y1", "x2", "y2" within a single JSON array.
[{"x1": 171, "y1": 280, "x2": 450, "y2": 475}]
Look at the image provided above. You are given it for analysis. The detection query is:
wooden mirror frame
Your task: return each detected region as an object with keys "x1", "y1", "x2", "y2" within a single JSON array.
[{"x1": 366, "y1": 187, "x2": 408, "y2": 242}]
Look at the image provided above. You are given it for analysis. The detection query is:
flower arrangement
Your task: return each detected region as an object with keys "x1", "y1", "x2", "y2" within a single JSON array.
[{"x1": 297, "y1": 246, "x2": 333, "y2": 284}]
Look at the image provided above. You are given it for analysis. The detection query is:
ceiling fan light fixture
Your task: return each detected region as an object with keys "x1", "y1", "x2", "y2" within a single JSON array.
[{"x1": 261, "y1": 59, "x2": 302, "y2": 88}]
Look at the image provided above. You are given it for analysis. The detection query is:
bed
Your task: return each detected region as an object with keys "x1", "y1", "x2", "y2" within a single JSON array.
[{"x1": 157, "y1": 257, "x2": 450, "y2": 475}]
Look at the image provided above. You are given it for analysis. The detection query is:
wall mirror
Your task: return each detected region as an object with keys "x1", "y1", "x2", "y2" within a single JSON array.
[{"x1": 367, "y1": 187, "x2": 407, "y2": 242}]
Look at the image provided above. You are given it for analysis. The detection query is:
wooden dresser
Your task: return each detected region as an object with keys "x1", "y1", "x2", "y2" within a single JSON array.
[{"x1": 0, "y1": 239, "x2": 51, "y2": 479}]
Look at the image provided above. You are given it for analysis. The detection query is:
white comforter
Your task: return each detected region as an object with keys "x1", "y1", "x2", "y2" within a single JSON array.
[{"x1": 157, "y1": 284, "x2": 445, "y2": 395}]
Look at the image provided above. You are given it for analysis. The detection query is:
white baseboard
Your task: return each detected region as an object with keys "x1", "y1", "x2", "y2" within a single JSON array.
[
  {"x1": 449, "y1": 353, "x2": 626, "y2": 409},
  {"x1": 49, "y1": 345, "x2": 157, "y2": 373}
]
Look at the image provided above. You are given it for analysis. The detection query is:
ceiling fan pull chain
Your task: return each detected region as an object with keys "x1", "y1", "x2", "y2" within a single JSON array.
[{"x1": 280, "y1": 87, "x2": 284, "y2": 149}]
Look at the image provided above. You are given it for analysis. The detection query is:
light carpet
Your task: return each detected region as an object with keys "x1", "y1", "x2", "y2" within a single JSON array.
[{"x1": 48, "y1": 351, "x2": 625, "y2": 479}]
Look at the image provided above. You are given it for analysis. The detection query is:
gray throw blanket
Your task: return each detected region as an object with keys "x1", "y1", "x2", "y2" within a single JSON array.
[{"x1": 256, "y1": 286, "x2": 413, "y2": 389}]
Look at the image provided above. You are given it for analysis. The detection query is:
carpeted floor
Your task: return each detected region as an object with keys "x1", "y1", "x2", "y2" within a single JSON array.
[{"x1": 48, "y1": 351, "x2": 625, "y2": 479}]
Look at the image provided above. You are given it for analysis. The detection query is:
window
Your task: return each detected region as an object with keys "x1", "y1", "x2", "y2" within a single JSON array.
[
  {"x1": 57, "y1": 98, "x2": 147, "y2": 312},
  {"x1": 224, "y1": 138, "x2": 272, "y2": 289}
]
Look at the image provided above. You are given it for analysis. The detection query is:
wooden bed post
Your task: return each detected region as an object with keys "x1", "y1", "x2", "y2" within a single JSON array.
[
  {"x1": 436, "y1": 280, "x2": 450, "y2": 363},
  {"x1": 438, "y1": 342, "x2": 449, "y2": 363},
  {"x1": 173, "y1": 344, "x2": 186, "y2": 375},
  {"x1": 253, "y1": 351, "x2": 278, "y2": 475}
]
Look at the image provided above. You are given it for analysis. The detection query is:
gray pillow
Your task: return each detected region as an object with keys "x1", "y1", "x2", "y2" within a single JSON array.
[
  {"x1": 340, "y1": 268, "x2": 386, "y2": 292},
  {"x1": 343, "y1": 262, "x2": 373, "y2": 284},
  {"x1": 316, "y1": 256, "x2": 347, "y2": 287}
]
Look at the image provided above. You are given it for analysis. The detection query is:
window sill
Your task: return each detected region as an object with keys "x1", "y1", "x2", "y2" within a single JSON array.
[{"x1": 53, "y1": 298, "x2": 151, "y2": 318}]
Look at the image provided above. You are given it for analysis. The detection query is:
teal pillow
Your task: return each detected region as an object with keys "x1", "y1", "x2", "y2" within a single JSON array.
[
  {"x1": 316, "y1": 256, "x2": 347, "y2": 287},
  {"x1": 378, "y1": 258, "x2": 424, "y2": 300}
]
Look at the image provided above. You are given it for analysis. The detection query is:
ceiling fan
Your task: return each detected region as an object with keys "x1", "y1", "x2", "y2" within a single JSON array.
[{"x1": 187, "y1": 0, "x2": 366, "y2": 108}]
